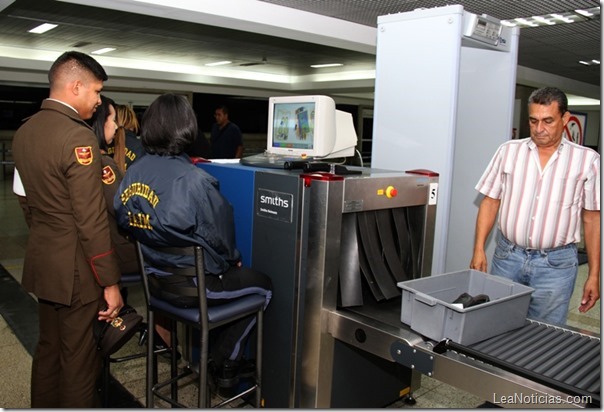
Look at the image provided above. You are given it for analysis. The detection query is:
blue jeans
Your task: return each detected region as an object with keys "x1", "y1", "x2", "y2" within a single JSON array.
[{"x1": 490, "y1": 233, "x2": 578, "y2": 325}]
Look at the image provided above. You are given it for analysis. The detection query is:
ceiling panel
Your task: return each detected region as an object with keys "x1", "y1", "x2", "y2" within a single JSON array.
[
  {"x1": 0, "y1": 0, "x2": 599, "y2": 89},
  {"x1": 262, "y1": 0, "x2": 600, "y2": 86}
]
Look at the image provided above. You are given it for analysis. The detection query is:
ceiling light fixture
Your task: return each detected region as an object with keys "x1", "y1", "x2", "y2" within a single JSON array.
[
  {"x1": 578, "y1": 59, "x2": 600, "y2": 66},
  {"x1": 550, "y1": 13, "x2": 575, "y2": 23},
  {"x1": 28, "y1": 23, "x2": 58, "y2": 34},
  {"x1": 91, "y1": 47, "x2": 116, "y2": 55},
  {"x1": 513, "y1": 17, "x2": 538, "y2": 27},
  {"x1": 310, "y1": 63, "x2": 343, "y2": 68},
  {"x1": 575, "y1": 7, "x2": 600, "y2": 17},
  {"x1": 205, "y1": 61, "x2": 231, "y2": 67},
  {"x1": 502, "y1": 6, "x2": 599, "y2": 28},
  {"x1": 532, "y1": 16, "x2": 555, "y2": 25}
]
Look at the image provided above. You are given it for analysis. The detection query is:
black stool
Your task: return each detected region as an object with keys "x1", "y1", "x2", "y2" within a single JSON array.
[{"x1": 135, "y1": 241, "x2": 265, "y2": 408}]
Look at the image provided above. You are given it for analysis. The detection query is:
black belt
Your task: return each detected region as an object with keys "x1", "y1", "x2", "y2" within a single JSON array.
[
  {"x1": 501, "y1": 234, "x2": 575, "y2": 254},
  {"x1": 514, "y1": 242, "x2": 575, "y2": 254}
]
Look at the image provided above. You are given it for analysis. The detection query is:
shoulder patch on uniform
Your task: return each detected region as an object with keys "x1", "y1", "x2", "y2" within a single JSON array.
[
  {"x1": 102, "y1": 165, "x2": 116, "y2": 185},
  {"x1": 75, "y1": 146, "x2": 93, "y2": 165}
]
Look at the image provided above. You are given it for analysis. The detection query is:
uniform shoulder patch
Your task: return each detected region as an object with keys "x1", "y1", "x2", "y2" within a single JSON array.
[
  {"x1": 102, "y1": 165, "x2": 116, "y2": 185},
  {"x1": 75, "y1": 146, "x2": 93, "y2": 166}
]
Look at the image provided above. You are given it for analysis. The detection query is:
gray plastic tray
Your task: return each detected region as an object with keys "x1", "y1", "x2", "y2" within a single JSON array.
[{"x1": 398, "y1": 269, "x2": 534, "y2": 345}]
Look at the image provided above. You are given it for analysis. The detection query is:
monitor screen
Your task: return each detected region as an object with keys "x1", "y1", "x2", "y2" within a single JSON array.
[
  {"x1": 271, "y1": 101, "x2": 315, "y2": 152},
  {"x1": 266, "y1": 95, "x2": 357, "y2": 160},
  {"x1": 267, "y1": 95, "x2": 335, "y2": 158}
]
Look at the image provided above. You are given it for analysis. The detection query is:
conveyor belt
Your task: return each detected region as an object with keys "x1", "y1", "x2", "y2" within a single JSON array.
[{"x1": 436, "y1": 320, "x2": 600, "y2": 406}]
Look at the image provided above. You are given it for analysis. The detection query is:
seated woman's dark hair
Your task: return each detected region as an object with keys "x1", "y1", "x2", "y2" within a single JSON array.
[{"x1": 141, "y1": 93, "x2": 197, "y2": 155}]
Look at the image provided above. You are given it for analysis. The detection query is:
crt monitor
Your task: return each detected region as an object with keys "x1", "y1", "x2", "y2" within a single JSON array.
[{"x1": 267, "y1": 95, "x2": 357, "y2": 159}]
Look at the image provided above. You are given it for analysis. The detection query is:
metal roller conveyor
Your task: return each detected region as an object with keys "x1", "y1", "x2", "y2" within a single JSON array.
[
  {"x1": 326, "y1": 299, "x2": 600, "y2": 409},
  {"x1": 434, "y1": 321, "x2": 600, "y2": 407}
]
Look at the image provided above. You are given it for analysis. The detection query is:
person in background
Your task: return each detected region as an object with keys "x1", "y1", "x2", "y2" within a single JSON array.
[
  {"x1": 12, "y1": 50, "x2": 123, "y2": 408},
  {"x1": 114, "y1": 93, "x2": 272, "y2": 388},
  {"x1": 90, "y1": 96, "x2": 139, "y2": 276},
  {"x1": 108, "y1": 104, "x2": 145, "y2": 172},
  {"x1": 470, "y1": 86, "x2": 600, "y2": 325},
  {"x1": 210, "y1": 105, "x2": 243, "y2": 158}
]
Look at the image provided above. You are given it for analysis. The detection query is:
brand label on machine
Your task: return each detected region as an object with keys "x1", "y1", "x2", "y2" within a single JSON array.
[{"x1": 256, "y1": 188, "x2": 293, "y2": 223}]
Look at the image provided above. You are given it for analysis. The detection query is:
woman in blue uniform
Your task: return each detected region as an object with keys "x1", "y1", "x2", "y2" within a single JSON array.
[{"x1": 114, "y1": 93, "x2": 272, "y2": 386}]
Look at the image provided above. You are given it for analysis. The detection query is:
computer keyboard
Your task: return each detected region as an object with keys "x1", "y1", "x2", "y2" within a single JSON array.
[{"x1": 240, "y1": 152, "x2": 313, "y2": 169}]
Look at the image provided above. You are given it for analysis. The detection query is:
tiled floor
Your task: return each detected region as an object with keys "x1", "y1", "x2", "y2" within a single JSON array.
[{"x1": 0, "y1": 174, "x2": 599, "y2": 408}]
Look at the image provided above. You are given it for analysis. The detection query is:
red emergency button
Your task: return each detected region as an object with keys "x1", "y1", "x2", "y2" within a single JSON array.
[{"x1": 386, "y1": 185, "x2": 397, "y2": 198}]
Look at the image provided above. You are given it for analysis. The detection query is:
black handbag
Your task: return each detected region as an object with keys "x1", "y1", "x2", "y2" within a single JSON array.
[{"x1": 93, "y1": 304, "x2": 143, "y2": 357}]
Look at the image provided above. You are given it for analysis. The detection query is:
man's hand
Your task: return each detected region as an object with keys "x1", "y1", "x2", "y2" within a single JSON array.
[
  {"x1": 470, "y1": 250, "x2": 488, "y2": 272},
  {"x1": 579, "y1": 275, "x2": 600, "y2": 313},
  {"x1": 470, "y1": 195, "x2": 500, "y2": 273},
  {"x1": 98, "y1": 284, "x2": 124, "y2": 321}
]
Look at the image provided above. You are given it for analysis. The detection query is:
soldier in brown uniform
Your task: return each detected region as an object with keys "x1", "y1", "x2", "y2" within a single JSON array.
[{"x1": 12, "y1": 51, "x2": 123, "y2": 408}]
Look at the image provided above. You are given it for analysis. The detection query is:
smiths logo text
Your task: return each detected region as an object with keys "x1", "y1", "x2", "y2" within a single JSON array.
[
  {"x1": 257, "y1": 188, "x2": 293, "y2": 223},
  {"x1": 260, "y1": 193, "x2": 289, "y2": 208}
]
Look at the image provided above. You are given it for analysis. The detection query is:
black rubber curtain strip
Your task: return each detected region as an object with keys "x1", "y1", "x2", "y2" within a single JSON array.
[
  {"x1": 392, "y1": 207, "x2": 417, "y2": 278},
  {"x1": 357, "y1": 211, "x2": 399, "y2": 300},
  {"x1": 375, "y1": 209, "x2": 406, "y2": 283},
  {"x1": 357, "y1": 216, "x2": 385, "y2": 302},
  {"x1": 339, "y1": 213, "x2": 364, "y2": 307}
]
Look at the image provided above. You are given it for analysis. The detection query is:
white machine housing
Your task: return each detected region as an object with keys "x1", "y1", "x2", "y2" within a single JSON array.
[{"x1": 371, "y1": 5, "x2": 520, "y2": 274}]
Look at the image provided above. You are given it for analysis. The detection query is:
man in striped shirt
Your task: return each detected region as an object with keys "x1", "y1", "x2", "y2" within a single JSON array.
[{"x1": 470, "y1": 87, "x2": 600, "y2": 325}]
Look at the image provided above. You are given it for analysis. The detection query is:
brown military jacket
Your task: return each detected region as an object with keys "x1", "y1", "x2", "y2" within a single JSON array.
[{"x1": 13, "y1": 99, "x2": 121, "y2": 306}]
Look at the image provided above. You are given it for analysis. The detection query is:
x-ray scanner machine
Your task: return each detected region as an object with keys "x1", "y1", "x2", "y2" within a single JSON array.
[
  {"x1": 196, "y1": 7, "x2": 599, "y2": 408},
  {"x1": 371, "y1": 5, "x2": 520, "y2": 274}
]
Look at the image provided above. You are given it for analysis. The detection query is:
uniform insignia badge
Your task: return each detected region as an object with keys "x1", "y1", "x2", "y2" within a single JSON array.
[
  {"x1": 102, "y1": 165, "x2": 116, "y2": 185},
  {"x1": 75, "y1": 146, "x2": 93, "y2": 165}
]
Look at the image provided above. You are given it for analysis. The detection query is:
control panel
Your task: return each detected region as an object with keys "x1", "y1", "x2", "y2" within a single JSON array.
[{"x1": 462, "y1": 11, "x2": 502, "y2": 46}]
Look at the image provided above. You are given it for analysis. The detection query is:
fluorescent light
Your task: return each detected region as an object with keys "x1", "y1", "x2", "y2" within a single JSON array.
[
  {"x1": 567, "y1": 95, "x2": 600, "y2": 106},
  {"x1": 514, "y1": 18, "x2": 538, "y2": 27},
  {"x1": 578, "y1": 59, "x2": 600, "y2": 66},
  {"x1": 550, "y1": 13, "x2": 574, "y2": 23},
  {"x1": 91, "y1": 47, "x2": 116, "y2": 55},
  {"x1": 575, "y1": 9, "x2": 593, "y2": 17},
  {"x1": 502, "y1": 6, "x2": 600, "y2": 28},
  {"x1": 310, "y1": 63, "x2": 343, "y2": 68},
  {"x1": 205, "y1": 61, "x2": 231, "y2": 67},
  {"x1": 28, "y1": 23, "x2": 58, "y2": 34},
  {"x1": 575, "y1": 7, "x2": 600, "y2": 17},
  {"x1": 532, "y1": 16, "x2": 555, "y2": 25}
]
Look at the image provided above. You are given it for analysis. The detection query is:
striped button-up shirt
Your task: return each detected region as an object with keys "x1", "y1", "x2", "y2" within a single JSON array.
[{"x1": 476, "y1": 137, "x2": 600, "y2": 249}]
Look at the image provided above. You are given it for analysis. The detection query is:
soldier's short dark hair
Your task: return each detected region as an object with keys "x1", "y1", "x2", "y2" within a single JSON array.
[{"x1": 48, "y1": 50, "x2": 108, "y2": 87}]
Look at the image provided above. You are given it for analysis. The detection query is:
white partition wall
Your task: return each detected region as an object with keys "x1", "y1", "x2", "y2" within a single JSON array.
[{"x1": 371, "y1": 5, "x2": 519, "y2": 274}]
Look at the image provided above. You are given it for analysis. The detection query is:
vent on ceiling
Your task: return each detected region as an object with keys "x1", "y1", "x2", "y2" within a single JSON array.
[
  {"x1": 240, "y1": 56, "x2": 268, "y2": 66},
  {"x1": 72, "y1": 41, "x2": 92, "y2": 48}
]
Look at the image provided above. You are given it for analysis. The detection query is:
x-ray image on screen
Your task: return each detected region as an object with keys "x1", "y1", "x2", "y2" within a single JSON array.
[{"x1": 272, "y1": 102, "x2": 315, "y2": 150}]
